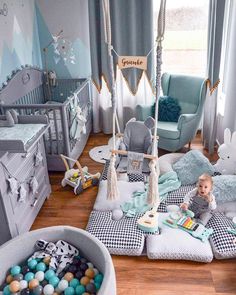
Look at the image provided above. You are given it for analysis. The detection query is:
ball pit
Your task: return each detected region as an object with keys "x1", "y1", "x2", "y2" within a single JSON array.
[{"x1": 0, "y1": 226, "x2": 116, "y2": 295}]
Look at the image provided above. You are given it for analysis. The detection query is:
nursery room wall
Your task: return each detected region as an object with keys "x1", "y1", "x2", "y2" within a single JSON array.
[
  {"x1": 0, "y1": 0, "x2": 42, "y2": 85},
  {"x1": 35, "y1": 0, "x2": 91, "y2": 79}
]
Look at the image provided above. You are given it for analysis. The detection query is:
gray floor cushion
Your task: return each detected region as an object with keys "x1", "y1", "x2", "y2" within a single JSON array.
[
  {"x1": 147, "y1": 213, "x2": 214, "y2": 262},
  {"x1": 86, "y1": 211, "x2": 145, "y2": 256},
  {"x1": 206, "y1": 212, "x2": 236, "y2": 259}
]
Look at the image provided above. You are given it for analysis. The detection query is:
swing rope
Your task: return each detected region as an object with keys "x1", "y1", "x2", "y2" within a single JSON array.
[{"x1": 103, "y1": 0, "x2": 167, "y2": 203}]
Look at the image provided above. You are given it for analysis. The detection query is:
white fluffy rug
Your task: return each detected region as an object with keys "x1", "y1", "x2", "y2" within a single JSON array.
[{"x1": 89, "y1": 145, "x2": 111, "y2": 163}]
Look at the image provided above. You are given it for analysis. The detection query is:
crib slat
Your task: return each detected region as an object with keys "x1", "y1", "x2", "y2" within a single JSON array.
[{"x1": 52, "y1": 109, "x2": 60, "y2": 154}]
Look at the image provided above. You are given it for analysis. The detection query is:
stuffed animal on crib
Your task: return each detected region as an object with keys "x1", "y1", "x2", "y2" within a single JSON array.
[
  {"x1": 214, "y1": 128, "x2": 236, "y2": 175},
  {"x1": 48, "y1": 70, "x2": 57, "y2": 87}
]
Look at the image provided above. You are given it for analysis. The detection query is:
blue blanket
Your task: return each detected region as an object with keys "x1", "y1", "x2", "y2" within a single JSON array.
[{"x1": 121, "y1": 171, "x2": 181, "y2": 216}]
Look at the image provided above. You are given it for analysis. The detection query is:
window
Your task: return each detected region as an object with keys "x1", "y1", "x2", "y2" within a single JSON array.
[{"x1": 153, "y1": 0, "x2": 209, "y2": 76}]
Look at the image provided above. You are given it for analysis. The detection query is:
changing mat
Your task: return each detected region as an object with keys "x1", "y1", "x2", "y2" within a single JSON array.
[{"x1": 0, "y1": 124, "x2": 46, "y2": 152}]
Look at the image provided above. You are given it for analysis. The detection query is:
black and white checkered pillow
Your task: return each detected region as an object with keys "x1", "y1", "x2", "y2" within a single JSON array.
[
  {"x1": 206, "y1": 212, "x2": 236, "y2": 259},
  {"x1": 128, "y1": 173, "x2": 145, "y2": 182},
  {"x1": 100, "y1": 160, "x2": 110, "y2": 180},
  {"x1": 166, "y1": 184, "x2": 195, "y2": 205},
  {"x1": 158, "y1": 201, "x2": 167, "y2": 213},
  {"x1": 86, "y1": 211, "x2": 145, "y2": 255}
]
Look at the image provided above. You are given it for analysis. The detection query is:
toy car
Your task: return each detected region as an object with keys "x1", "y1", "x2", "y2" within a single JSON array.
[{"x1": 60, "y1": 154, "x2": 100, "y2": 195}]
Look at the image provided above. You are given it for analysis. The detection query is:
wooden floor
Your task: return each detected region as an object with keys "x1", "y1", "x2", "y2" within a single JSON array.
[{"x1": 32, "y1": 133, "x2": 236, "y2": 295}]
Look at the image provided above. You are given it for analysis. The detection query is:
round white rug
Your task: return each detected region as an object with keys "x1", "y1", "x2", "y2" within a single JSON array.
[{"x1": 89, "y1": 145, "x2": 111, "y2": 163}]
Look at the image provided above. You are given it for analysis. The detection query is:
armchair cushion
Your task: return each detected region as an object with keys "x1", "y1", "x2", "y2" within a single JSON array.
[
  {"x1": 152, "y1": 96, "x2": 181, "y2": 122},
  {"x1": 157, "y1": 121, "x2": 180, "y2": 140}
]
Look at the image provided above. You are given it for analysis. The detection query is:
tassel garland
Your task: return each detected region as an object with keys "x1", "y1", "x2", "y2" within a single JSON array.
[
  {"x1": 147, "y1": 159, "x2": 160, "y2": 206},
  {"x1": 107, "y1": 154, "x2": 119, "y2": 200}
]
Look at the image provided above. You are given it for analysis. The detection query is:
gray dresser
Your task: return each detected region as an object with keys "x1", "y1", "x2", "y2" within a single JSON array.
[{"x1": 0, "y1": 132, "x2": 51, "y2": 245}]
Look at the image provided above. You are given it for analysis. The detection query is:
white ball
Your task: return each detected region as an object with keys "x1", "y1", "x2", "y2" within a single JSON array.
[
  {"x1": 43, "y1": 284, "x2": 54, "y2": 295},
  {"x1": 19, "y1": 280, "x2": 28, "y2": 290},
  {"x1": 93, "y1": 268, "x2": 99, "y2": 276},
  {"x1": 35, "y1": 271, "x2": 45, "y2": 282},
  {"x1": 87, "y1": 262, "x2": 94, "y2": 269},
  {"x1": 57, "y1": 280, "x2": 68, "y2": 291}
]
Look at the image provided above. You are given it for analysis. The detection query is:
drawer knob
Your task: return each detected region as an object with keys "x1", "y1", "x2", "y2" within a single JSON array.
[{"x1": 31, "y1": 198, "x2": 38, "y2": 207}]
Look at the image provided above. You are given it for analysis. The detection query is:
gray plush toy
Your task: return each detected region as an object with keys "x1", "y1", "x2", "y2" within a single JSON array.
[{"x1": 0, "y1": 109, "x2": 18, "y2": 127}]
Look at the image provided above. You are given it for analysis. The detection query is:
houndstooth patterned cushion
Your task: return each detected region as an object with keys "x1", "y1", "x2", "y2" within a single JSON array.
[
  {"x1": 101, "y1": 160, "x2": 109, "y2": 180},
  {"x1": 206, "y1": 212, "x2": 236, "y2": 259},
  {"x1": 166, "y1": 184, "x2": 195, "y2": 205},
  {"x1": 86, "y1": 211, "x2": 145, "y2": 256},
  {"x1": 157, "y1": 201, "x2": 167, "y2": 213},
  {"x1": 128, "y1": 173, "x2": 145, "y2": 182}
]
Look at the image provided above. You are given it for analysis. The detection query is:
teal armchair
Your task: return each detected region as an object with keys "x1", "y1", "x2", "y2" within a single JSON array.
[{"x1": 136, "y1": 73, "x2": 207, "y2": 152}]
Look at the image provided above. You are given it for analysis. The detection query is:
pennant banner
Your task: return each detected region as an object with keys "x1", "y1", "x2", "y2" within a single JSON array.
[{"x1": 118, "y1": 56, "x2": 147, "y2": 70}]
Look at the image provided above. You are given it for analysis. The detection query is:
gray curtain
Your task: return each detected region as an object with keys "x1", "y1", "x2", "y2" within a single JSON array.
[
  {"x1": 202, "y1": 0, "x2": 226, "y2": 154},
  {"x1": 88, "y1": 0, "x2": 154, "y2": 95}
]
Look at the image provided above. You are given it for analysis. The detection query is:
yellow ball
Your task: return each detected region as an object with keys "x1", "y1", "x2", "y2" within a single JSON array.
[
  {"x1": 43, "y1": 256, "x2": 51, "y2": 265},
  {"x1": 9, "y1": 281, "x2": 20, "y2": 293},
  {"x1": 29, "y1": 279, "x2": 39, "y2": 289},
  {"x1": 80, "y1": 276, "x2": 90, "y2": 286},
  {"x1": 85, "y1": 269, "x2": 95, "y2": 279},
  {"x1": 6, "y1": 274, "x2": 13, "y2": 284},
  {"x1": 73, "y1": 173, "x2": 78, "y2": 177},
  {"x1": 64, "y1": 272, "x2": 74, "y2": 282}
]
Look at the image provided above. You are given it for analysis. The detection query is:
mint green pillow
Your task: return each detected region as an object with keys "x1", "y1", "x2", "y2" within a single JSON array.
[{"x1": 173, "y1": 150, "x2": 215, "y2": 185}]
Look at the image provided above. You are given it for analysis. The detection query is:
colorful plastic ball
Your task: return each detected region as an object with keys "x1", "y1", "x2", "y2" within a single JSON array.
[
  {"x1": 41, "y1": 280, "x2": 48, "y2": 288},
  {"x1": 93, "y1": 268, "x2": 99, "y2": 276},
  {"x1": 80, "y1": 258, "x2": 87, "y2": 264},
  {"x1": 85, "y1": 283, "x2": 96, "y2": 294},
  {"x1": 94, "y1": 273, "x2": 103, "y2": 284},
  {"x1": 43, "y1": 257, "x2": 51, "y2": 265},
  {"x1": 74, "y1": 271, "x2": 83, "y2": 280},
  {"x1": 85, "y1": 269, "x2": 95, "y2": 279},
  {"x1": 19, "y1": 280, "x2": 28, "y2": 290},
  {"x1": 68, "y1": 265, "x2": 77, "y2": 273},
  {"x1": 80, "y1": 276, "x2": 90, "y2": 286},
  {"x1": 86, "y1": 262, "x2": 93, "y2": 269},
  {"x1": 9, "y1": 280, "x2": 21, "y2": 293},
  {"x1": 52, "y1": 292, "x2": 59, "y2": 295},
  {"x1": 13, "y1": 273, "x2": 24, "y2": 282},
  {"x1": 79, "y1": 263, "x2": 88, "y2": 272},
  {"x1": 36, "y1": 262, "x2": 46, "y2": 272},
  {"x1": 3, "y1": 285, "x2": 11, "y2": 295},
  {"x1": 32, "y1": 285, "x2": 43, "y2": 295},
  {"x1": 64, "y1": 287, "x2": 75, "y2": 295},
  {"x1": 57, "y1": 279, "x2": 68, "y2": 292},
  {"x1": 75, "y1": 285, "x2": 85, "y2": 295},
  {"x1": 20, "y1": 287, "x2": 31, "y2": 295},
  {"x1": 6, "y1": 274, "x2": 13, "y2": 284},
  {"x1": 11, "y1": 265, "x2": 21, "y2": 276},
  {"x1": 28, "y1": 259, "x2": 38, "y2": 270},
  {"x1": 82, "y1": 293, "x2": 90, "y2": 295},
  {"x1": 69, "y1": 278, "x2": 79, "y2": 289},
  {"x1": 49, "y1": 276, "x2": 60, "y2": 288},
  {"x1": 72, "y1": 257, "x2": 81, "y2": 266},
  {"x1": 35, "y1": 271, "x2": 45, "y2": 282},
  {"x1": 64, "y1": 272, "x2": 74, "y2": 282},
  {"x1": 43, "y1": 284, "x2": 54, "y2": 295},
  {"x1": 24, "y1": 272, "x2": 34, "y2": 282},
  {"x1": 21, "y1": 266, "x2": 30, "y2": 275},
  {"x1": 94, "y1": 281, "x2": 101, "y2": 291},
  {"x1": 29, "y1": 279, "x2": 39, "y2": 289},
  {"x1": 45, "y1": 269, "x2": 56, "y2": 281}
]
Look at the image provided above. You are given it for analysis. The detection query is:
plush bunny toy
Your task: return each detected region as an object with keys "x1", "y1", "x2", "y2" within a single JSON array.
[{"x1": 214, "y1": 128, "x2": 236, "y2": 175}]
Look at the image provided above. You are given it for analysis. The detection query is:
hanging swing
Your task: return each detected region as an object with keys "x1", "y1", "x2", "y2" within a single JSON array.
[{"x1": 102, "y1": 0, "x2": 167, "y2": 210}]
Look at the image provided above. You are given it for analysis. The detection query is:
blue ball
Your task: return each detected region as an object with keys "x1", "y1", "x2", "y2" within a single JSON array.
[
  {"x1": 10, "y1": 265, "x2": 21, "y2": 276},
  {"x1": 49, "y1": 276, "x2": 60, "y2": 288},
  {"x1": 75, "y1": 285, "x2": 85, "y2": 295},
  {"x1": 94, "y1": 273, "x2": 103, "y2": 284},
  {"x1": 28, "y1": 259, "x2": 38, "y2": 270},
  {"x1": 3, "y1": 285, "x2": 11, "y2": 295},
  {"x1": 64, "y1": 287, "x2": 75, "y2": 295},
  {"x1": 94, "y1": 281, "x2": 101, "y2": 291},
  {"x1": 69, "y1": 278, "x2": 80, "y2": 288},
  {"x1": 24, "y1": 272, "x2": 35, "y2": 282},
  {"x1": 36, "y1": 262, "x2": 47, "y2": 272},
  {"x1": 45, "y1": 269, "x2": 55, "y2": 281}
]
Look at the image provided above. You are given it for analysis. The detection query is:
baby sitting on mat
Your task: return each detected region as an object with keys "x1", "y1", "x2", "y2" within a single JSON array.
[{"x1": 180, "y1": 173, "x2": 217, "y2": 225}]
